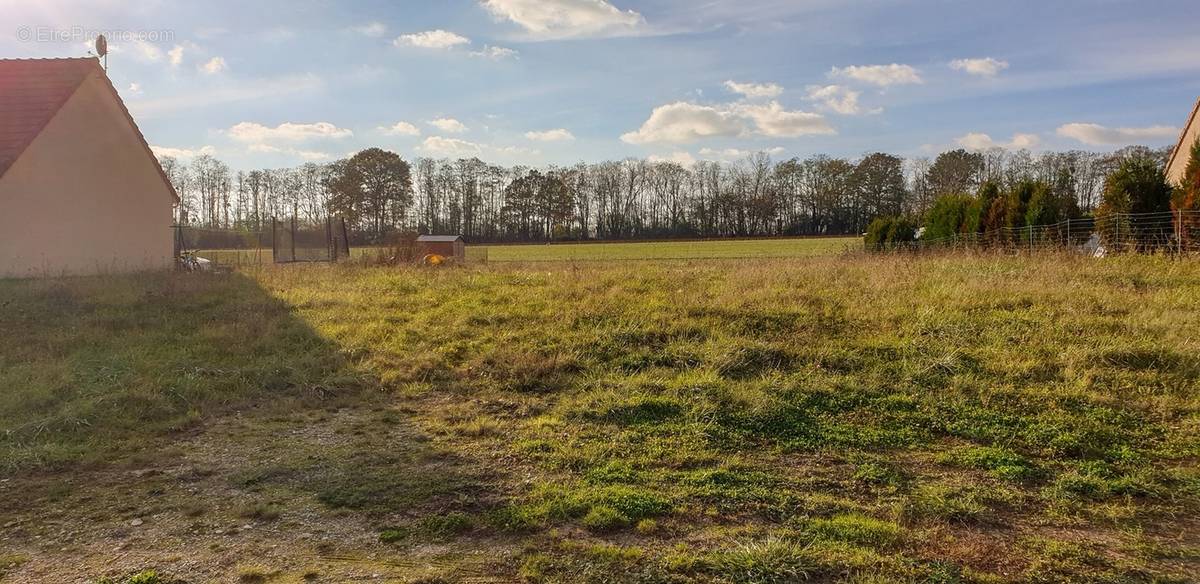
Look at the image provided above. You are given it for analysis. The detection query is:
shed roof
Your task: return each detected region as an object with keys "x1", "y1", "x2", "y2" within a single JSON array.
[
  {"x1": 417, "y1": 235, "x2": 464, "y2": 242},
  {"x1": 0, "y1": 57, "x2": 177, "y2": 201}
]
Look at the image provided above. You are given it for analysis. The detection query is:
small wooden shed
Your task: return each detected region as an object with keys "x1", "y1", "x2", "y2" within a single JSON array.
[{"x1": 415, "y1": 234, "x2": 465, "y2": 262}]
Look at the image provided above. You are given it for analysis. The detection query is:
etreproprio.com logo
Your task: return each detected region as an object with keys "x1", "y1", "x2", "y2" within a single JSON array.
[{"x1": 16, "y1": 26, "x2": 174, "y2": 44}]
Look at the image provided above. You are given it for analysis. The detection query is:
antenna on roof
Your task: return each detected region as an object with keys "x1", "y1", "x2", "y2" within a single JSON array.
[{"x1": 95, "y1": 35, "x2": 108, "y2": 71}]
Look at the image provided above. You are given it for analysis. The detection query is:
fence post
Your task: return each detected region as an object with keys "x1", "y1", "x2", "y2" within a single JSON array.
[
  {"x1": 1115, "y1": 215, "x2": 1120, "y2": 254},
  {"x1": 326, "y1": 217, "x2": 334, "y2": 261},
  {"x1": 341, "y1": 218, "x2": 350, "y2": 260}
]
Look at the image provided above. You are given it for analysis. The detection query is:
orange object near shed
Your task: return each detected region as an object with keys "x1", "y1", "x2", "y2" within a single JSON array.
[{"x1": 415, "y1": 234, "x2": 465, "y2": 262}]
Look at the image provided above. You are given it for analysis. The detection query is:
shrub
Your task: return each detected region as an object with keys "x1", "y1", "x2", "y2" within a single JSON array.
[
  {"x1": 1172, "y1": 137, "x2": 1200, "y2": 248},
  {"x1": 1096, "y1": 155, "x2": 1173, "y2": 250},
  {"x1": 923, "y1": 194, "x2": 975, "y2": 241},
  {"x1": 864, "y1": 216, "x2": 917, "y2": 250},
  {"x1": 1023, "y1": 181, "x2": 1059, "y2": 227}
]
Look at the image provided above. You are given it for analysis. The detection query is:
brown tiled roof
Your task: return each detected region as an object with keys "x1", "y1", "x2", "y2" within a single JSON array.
[
  {"x1": 0, "y1": 58, "x2": 96, "y2": 178},
  {"x1": 0, "y1": 57, "x2": 177, "y2": 201}
]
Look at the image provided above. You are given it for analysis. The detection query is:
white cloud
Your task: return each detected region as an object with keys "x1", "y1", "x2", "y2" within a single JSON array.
[
  {"x1": 428, "y1": 118, "x2": 468, "y2": 133},
  {"x1": 480, "y1": 0, "x2": 646, "y2": 40},
  {"x1": 1055, "y1": 123, "x2": 1178, "y2": 146},
  {"x1": 129, "y1": 39, "x2": 163, "y2": 63},
  {"x1": 950, "y1": 57, "x2": 1009, "y2": 78},
  {"x1": 227, "y1": 122, "x2": 353, "y2": 143},
  {"x1": 126, "y1": 82, "x2": 143, "y2": 96},
  {"x1": 830, "y1": 64, "x2": 922, "y2": 87},
  {"x1": 394, "y1": 30, "x2": 471, "y2": 49},
  {"x1": 724, "y1": 80, "x2": 783, "y2": 99},
  {"x1": 647, "y1": 151, "x2": 697, "y2": 167},
  {"x1": 956, "y1": 132, "x2": 1041, "y2": 151},
  {"x1": 379, "y1": 121, "x2": 421, "y2": 136},
  {"x1": 698, "y1": 147, "x2": 785, "y2": 161},
  {"x1": 151, "y1": 145, "x2": 216, "y2": 159},
  {"x1": 525, "y1": 128, "x2": 575, "y2": 141},
  {"x1": 804, "y1": 84, "x2": 879, "y2": 115},
  {"x1": 621, "y1": 101, "x2": 832, "y2": 144},
  {"x1": 734, "y1": 101, "x2": 835, "y2": 138},
  {"x1": 167, "y1": 45, "x2": 184, "y2": 66},
  {"x1": 621, "y1": 102, "x2": 745, "y2": 144},
  {"x1": 199, "y1": 56, "x2": 227, "y2": 74},
  {"x1": 419, "y1": 136, "x2": 484, "y2": 157},
  {"x1": 470, "y1": 45, "x2": 519, "y2": 59}
]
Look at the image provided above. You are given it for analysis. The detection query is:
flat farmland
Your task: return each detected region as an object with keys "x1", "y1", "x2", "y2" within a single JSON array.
[
  {"x1": 1, "y1": 253, "x2": 1198, "y2": 583},
  {"x1": 480, "y1": 236, "x2": 860, "y2": 261}
]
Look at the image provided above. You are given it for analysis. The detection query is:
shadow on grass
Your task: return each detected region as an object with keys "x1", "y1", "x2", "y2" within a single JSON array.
[{"x1": 0, "y1": 270, "x2": 492, "y2": 523}]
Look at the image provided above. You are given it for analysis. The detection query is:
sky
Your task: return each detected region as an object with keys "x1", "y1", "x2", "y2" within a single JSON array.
[{"x1": 4, "y1": 0, "x2": 1200, "y2": 170}]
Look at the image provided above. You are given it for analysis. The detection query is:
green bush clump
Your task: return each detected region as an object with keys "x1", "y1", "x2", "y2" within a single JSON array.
[{"x1": 864, "y1": 216, "x2": 918, "y2": 250}]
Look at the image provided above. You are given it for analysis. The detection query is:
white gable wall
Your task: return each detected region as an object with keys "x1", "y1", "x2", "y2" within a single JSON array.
[{"x1": 0, "y1": 73, "x2": 174, "y2": 278}]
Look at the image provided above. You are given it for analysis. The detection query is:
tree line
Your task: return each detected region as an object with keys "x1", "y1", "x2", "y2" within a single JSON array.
[
  {"x1": 161, "y1": 145, "x2": 1170, "y2": 243},
  {"x1": 866, "y1": 144, "x2": 1198, "y2": 251}
]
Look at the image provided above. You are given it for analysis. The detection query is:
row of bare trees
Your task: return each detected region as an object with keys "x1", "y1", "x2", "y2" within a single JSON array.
[{"x1": 160, "y1": 145, "x2": 1168, "y2": 242}]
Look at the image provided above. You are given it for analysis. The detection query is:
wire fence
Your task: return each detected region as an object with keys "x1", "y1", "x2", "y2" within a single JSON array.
[
  {"x1": 896, "y1": 210, "x2": 1200, "y2": 256},
  {"x1": 173, "y1": 222, "x2": 490, "y2": 268}
]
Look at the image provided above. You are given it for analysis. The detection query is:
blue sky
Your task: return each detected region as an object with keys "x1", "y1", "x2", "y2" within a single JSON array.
[{"x1": 6, "y1": 0, "x2": 1200, "y2": 169}]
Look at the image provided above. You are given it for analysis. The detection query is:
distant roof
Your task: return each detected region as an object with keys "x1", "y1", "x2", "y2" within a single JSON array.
[
  {"x1": 417, "y1": 235, "x2": 464, "y2": 242},
  {"x1": 0, "y1": 57, "x2": 177, "y2": 201}
]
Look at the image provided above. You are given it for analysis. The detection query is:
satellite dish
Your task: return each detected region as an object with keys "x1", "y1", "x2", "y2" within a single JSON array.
[{"x1": 95, "y1": 35, "x2": 107, "y2": 57}]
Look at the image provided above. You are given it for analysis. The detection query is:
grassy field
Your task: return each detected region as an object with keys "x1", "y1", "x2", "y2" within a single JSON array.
[
  {"x1": 192, "y1": 236, "x2": 858, "y2": 265},
  {"x1": 1, "y1": 251, "x2": 1198, "y2": 583},
  {"x1": 479, "y1": 237, "x2": 860, "y2": 261}
]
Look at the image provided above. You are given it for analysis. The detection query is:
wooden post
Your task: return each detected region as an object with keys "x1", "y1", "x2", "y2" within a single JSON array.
[
  {"x1": 326, "y1": 217, "x2": 334, "y2": 261},
  {"x1": 341, "y1": 218, "x2": 350, "y2": 260}
]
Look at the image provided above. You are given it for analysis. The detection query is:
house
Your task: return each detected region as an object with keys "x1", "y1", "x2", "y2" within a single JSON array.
[
  {"x1": 1166, "y1": 97, "x2": 1200, "y2": 186},
  {"x1": 0, "y1": 57, "x2": 177, "y2": 278},
  {"x1": 415, "y1": 234, "x2": 465, "y2": 262}
]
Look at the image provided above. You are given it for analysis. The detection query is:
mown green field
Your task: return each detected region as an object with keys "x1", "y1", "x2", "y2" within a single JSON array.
[
  {"x1": 1, "y1": 251, "x2": 1198, "y2": 583},
  {"x1": 480, "y1": 237, "x2": 859, "y2": 262},
  {"x1": 192, "y1": 236, "x2": 857, "y2": 265}
]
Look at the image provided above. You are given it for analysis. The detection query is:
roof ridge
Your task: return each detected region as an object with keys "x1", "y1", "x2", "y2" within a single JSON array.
[
  {"x1": 87, "y1": 65, "x2": 180, "y2": 203},
  {"x1": 1166, "y1": 96, "x2": 1200, "y2": 174},
  {"x1": 0, "y1": 57, "x2": 98, "y2": 61}
]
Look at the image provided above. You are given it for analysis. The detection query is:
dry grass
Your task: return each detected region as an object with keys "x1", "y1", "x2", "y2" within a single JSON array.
[{"x1": 1, "y1": 250, "x2": 1198, "y2": 582}]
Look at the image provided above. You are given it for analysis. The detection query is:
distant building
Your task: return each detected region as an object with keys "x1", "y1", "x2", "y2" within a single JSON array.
[
  {"x1": 415, "y1": 234, "x2": 465, "y2": 262},
  {"x1": 0, "y1": 57, "x2": 177, "y2": 278},
  {"x1": 1166, "y1": 97, "x2": 1200, "y2": 186}
]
